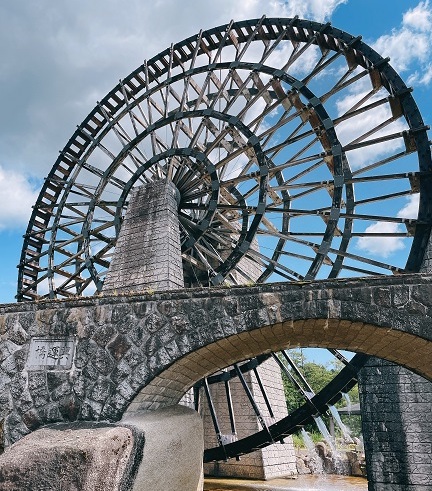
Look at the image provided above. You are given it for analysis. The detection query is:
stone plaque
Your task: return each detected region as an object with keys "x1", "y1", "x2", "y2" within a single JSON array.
[{"x1": 27, "y1": 337, "x2": 75, "y2": 369}]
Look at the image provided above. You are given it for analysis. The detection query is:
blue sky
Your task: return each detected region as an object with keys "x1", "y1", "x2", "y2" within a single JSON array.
[{"x1": 1, "y1": 0, "x2": 432, "y2": 305}]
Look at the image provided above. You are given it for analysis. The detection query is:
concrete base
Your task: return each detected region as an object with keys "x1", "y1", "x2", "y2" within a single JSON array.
[{"x1": 123, "y1": 405, "x2": 204, "y2": 491}]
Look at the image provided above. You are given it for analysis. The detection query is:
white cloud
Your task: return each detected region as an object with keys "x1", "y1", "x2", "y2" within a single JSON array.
[
  {"x1": 372, "y1": 28, "x2": 430, "y2": 73},
  {"x1": 372, "y1": 1, "x2": 432, "y2": 77},
  {"x1": 281, "y1": 0, "x2": 348, "y2": 21},
  {"x1": 355, "y1": 194, "x2": 419, "y2": 259},
  {"x1": 0, "y1": 166, "x2": 39, "y2": 231},
  {"x1": 356, "y1": 221, "x2": 405, "y2": 258},
  {"x1": 397, "y1": 193, "x2": 419, "y2": 219},
  {"x1": 0, "y1": 1, "x2": 345, "y2": 180},
  {"x1": 403, "y1": 0, "x2": 432, "y2": 31},
  {"x1": 407, "y1": 64, "x2": 432, "y2": 86}
]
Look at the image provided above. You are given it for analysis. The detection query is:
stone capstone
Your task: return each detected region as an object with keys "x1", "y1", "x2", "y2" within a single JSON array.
[{"x1": 0, "y1": 422, "x2": 143, "y2": 491}]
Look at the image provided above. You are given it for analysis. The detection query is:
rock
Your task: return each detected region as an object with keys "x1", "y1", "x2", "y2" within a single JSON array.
[
  {"x1": 295, "y1": 454, "x2": 311, "y2": 474},
  {"x1": 315, "y1": 441, "x2": 329, "y2": 458},
  {"x1": 0, "y1": 422, "x2": 141, "y2": 491},
  {"x1": 346, "y1": 450, "x2": 366, "y2": 477}
]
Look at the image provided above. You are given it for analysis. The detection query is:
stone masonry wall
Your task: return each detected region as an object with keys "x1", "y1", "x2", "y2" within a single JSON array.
[
  {"x1": 1, "y1": 274, "x2": 432, "y2": 449},
  {"x1": 359, "y1": 360, "x2": 432, "y2": 490}
]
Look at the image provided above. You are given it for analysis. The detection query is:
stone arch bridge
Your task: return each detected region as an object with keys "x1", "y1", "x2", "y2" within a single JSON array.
[{"x1": 1, "y1": 273, "x2": 432, "y2": 447}]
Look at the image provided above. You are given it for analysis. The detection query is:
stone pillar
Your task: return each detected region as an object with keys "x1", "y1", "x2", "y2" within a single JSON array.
[
  {"x1": 104, "y1": 180, "x2": 296, "y2": 480},
  {"x1": 103, "y1": 180, "x2": 184, "y2": 294},
  {"x1": 359, "y1": 360, "x2": 432, "y2": 490},
  {"x1": 359, "y1": 237, "x2": 432, "y2": 490}
]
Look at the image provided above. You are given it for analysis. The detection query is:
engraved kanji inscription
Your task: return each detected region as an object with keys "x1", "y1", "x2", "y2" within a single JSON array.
[{"x1": 27, "y1": 338, "x2": 75, "y2": 369}]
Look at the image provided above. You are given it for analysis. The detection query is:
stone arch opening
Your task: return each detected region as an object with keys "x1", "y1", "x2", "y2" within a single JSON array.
[{"x1": 125, "y1": 317, "x2": 432, "y2": 414}]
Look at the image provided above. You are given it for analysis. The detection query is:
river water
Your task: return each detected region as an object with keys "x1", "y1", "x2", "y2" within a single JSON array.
[{"x1": 204, "y1": 475, "x2": 367, "y2": 491}]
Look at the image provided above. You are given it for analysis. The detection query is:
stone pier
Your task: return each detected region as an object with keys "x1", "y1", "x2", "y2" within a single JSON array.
[
  {"x1": 102, "y1": 179, "x2": 296, "y2": 483},
  {"x1": 103, "y1": 180, "x2": 184, "y2": 294},
  {"x1": 359, "y1": 361, "x2": 432, "y2": 490},
  {"x1": 358, "y1": 236, "x2": 432, "y2": 491},
  {"x1": 103, "y1": 180, "x2": 202, "y2": 490}
]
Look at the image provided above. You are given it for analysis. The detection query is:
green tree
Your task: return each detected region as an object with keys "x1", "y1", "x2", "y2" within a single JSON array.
[{"x1": 281, "y1": 349, "x2": 361, "y2": 437}]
